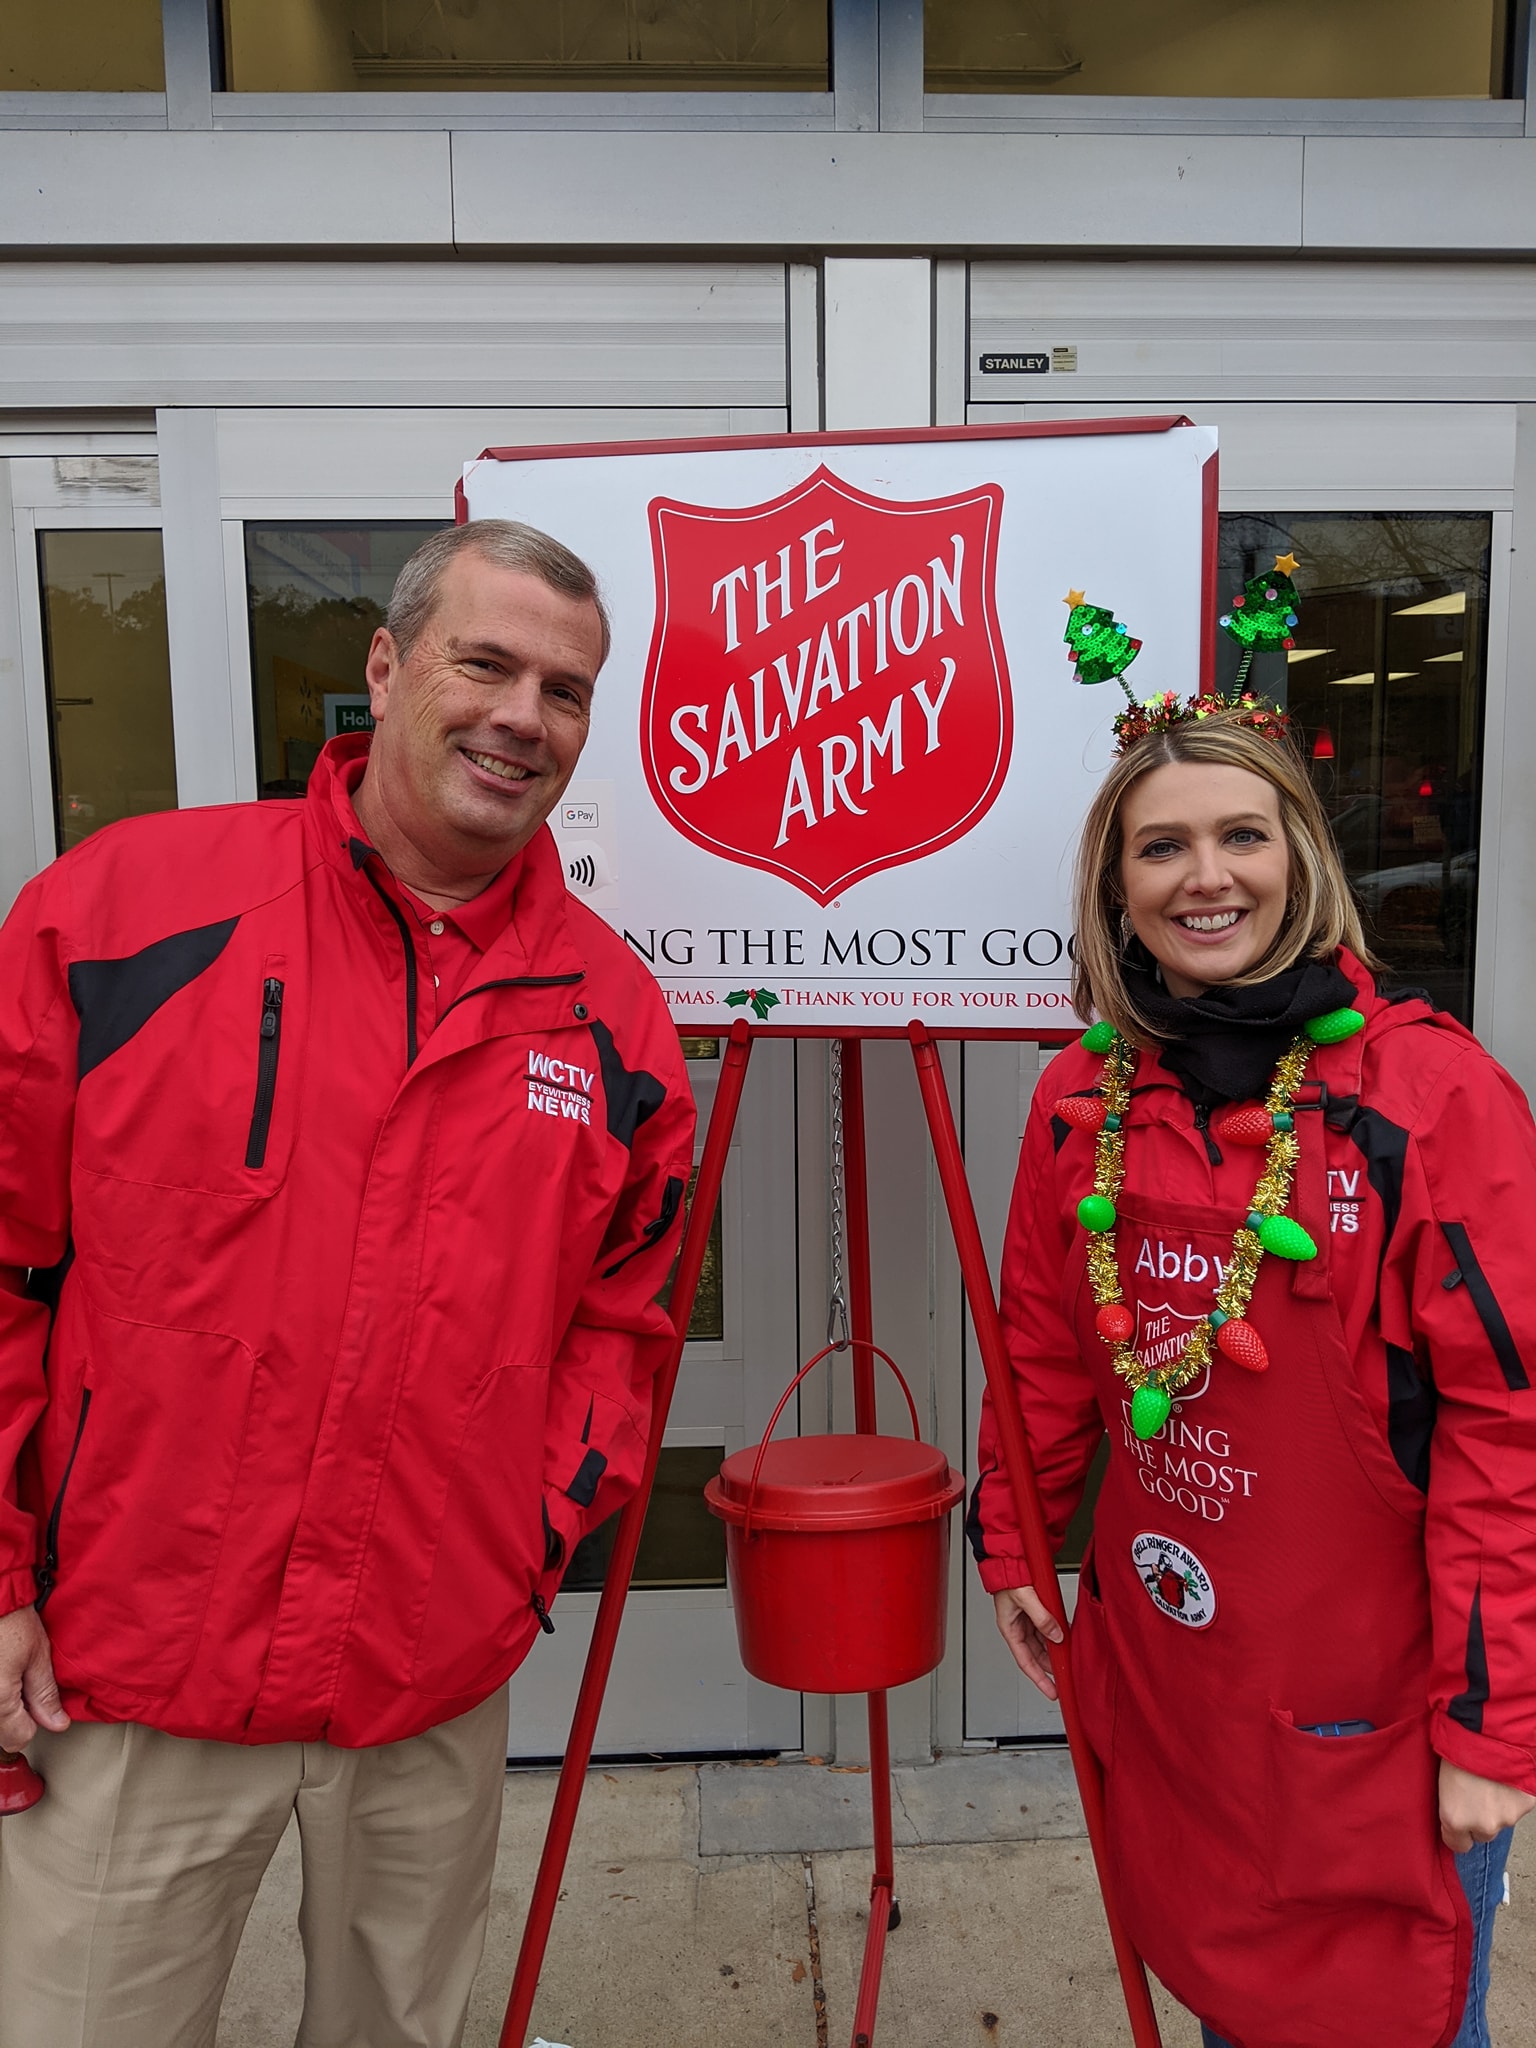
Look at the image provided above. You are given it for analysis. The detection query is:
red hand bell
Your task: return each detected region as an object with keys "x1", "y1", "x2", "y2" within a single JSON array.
[{"x1": 0, "y1": 1750, "x2": 44, "y2": 1815}]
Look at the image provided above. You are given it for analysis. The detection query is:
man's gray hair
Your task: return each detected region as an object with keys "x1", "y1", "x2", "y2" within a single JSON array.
[{"x1": 386, "y1": 519, "x2": 611, "y2": 666}]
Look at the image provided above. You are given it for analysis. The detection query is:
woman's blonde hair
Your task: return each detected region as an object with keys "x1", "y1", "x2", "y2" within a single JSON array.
[{"x1": 1071, "y1": 711, "x2": 1379, "y2": 1042}]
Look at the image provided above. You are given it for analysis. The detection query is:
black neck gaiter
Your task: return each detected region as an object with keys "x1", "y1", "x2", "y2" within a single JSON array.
[{"x1": 1120, "y1": 946, "x2": 1360, "y2": 1107}]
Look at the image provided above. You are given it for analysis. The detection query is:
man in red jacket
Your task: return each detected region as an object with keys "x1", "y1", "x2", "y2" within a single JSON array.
[{"x1": 0, "y1": 520, "x2": 696, "y2": 2047}]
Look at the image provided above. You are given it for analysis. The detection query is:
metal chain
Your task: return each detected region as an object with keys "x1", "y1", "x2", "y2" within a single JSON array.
[{"x1": 826, "y1": 1040, "x2": 850, "y2": 1350}]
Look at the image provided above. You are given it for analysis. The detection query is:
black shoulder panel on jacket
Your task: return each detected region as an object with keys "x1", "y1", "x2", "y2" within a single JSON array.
[
  {"x1": 1448, "y1": 1585, "x2": 1489, "y2": 1734},
  {"x1": 69, "y1": 917, "x2": 239, "y2": 1081},
  {"x1": 1384, "y1": 1342, "x2": 1436, "y2": 1493},
  {"x1": 1331, "y1": 1096, "x2": 1410, "y2": 1253},
  {"x1": 587, "y1": 1017, "x2": 666, "y2": 1148}
]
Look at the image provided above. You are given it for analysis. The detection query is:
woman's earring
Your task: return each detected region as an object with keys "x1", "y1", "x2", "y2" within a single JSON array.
[{"x1": 1119, "y1": 910, "x2": 1134, "y2": 946}]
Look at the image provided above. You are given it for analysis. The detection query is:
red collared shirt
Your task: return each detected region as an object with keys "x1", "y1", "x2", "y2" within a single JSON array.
[{"x1": 333, "y1": 753, "x2": 525, "y2": 1036}]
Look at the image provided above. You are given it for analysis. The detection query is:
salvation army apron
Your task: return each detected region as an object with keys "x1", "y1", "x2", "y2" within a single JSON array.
[{"x1": 1061, "y1": 1087, "x2": 1470, "y2": 2048}]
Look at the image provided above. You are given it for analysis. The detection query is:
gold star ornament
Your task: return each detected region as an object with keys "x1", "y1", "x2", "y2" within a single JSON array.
[
  {"x1": 1064, "y1": 588, "x2": 1087, "y2": 608},
  {"x1": 1273, "y1": 553, "x2": 1299, "y2": 576}
]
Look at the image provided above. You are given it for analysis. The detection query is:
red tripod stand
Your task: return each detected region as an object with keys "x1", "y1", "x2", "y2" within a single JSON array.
[{"x1": 499, "y1": 1019, "x2": 1162, "y2": 2048}]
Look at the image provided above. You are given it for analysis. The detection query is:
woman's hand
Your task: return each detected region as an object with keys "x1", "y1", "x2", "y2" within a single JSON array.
[
  {"x1": 1438, "y1": 1759, "x2": 1536, "y2": 1853},
  {"x1": 992, "y1": 1585, "x2": 1065, "y2": 1701}
]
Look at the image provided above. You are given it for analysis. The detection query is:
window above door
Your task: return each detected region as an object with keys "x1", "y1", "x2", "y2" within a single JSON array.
[
  {"x1": 220, "y1": 0, "x2": 830, "y2": 93},
  {"x1": 926, "y1": 0, "x2": 1518, "y2": 100}
]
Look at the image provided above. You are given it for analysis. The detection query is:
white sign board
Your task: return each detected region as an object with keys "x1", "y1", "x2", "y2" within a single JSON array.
[{"x1": 462, "y1": 421, "x2": 1217, "y2": 1035}]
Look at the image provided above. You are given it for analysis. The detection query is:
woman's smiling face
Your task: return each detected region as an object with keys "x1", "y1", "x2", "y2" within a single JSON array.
[{"x1": 1118, "y1": 760, "x2": 1292, "y2": 998}]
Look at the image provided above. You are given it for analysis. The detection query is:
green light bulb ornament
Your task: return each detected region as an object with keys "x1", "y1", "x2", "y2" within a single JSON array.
[{"x1": 1131, "y1": 1384, "x2": 1173, "y2": 1441}]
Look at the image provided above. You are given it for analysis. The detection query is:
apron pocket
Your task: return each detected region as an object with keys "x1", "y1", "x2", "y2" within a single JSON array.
[
  {"x1": 1068, "y1": 1555, "x2": 1118, "y2": 1769},
  {"x1": 1261, "y1": 1706, "x2": 1444, "y2": 1914}
]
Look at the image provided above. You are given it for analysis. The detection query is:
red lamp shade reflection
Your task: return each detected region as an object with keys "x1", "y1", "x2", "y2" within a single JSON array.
[{"x1": 1311, "y1": 728, "x2": 1336, "y2": 761}]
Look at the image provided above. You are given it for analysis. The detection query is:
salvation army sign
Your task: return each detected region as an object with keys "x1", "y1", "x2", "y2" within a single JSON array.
[
  {"x1": 642, "y1": 467, "x2": 1010, "y2": 906},
  {"x1": 460, "y1": 420, "x2": 1217, "y2": 1034}
]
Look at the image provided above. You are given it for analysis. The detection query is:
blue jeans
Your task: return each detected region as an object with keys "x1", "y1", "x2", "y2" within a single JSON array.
[{"x1": 1197, "y1": 1829, "x2": 1513, "y2": 2048}]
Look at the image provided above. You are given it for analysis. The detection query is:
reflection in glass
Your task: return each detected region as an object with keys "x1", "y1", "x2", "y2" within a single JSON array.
[
  {"x1": 38, "y1": 530, "x2": 177, "y2": 852},
  {"x1": 1056, "y1": 1436, "x2": 1108, "y2": 1569},
  {"x1": 1216, "y1": 513, "x2": 1490, "y2": 1023},
  {"x1": 926, "y1": 0, "x2": 1512, "y2": 98},
  {"x1": 659, "y1": 1166, "x2": 725, "y2": 1343},
  {"x1": 2, "y1": 0, "x2": 165, "y2": 90},
  {"x1": 245, "y1": 522, "x2": 444, "y2": 798},
  {"x1": 223, "y1": 0, "x2": 828, "y2": 92},
  {"x1": 563, "y1": 1444, "x2": 727, "y2": 1591}
]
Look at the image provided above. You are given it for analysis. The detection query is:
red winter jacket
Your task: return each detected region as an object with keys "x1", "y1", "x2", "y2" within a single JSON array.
[
  {"x1": 974, "y1": 956, "x2": 1536, "y2": 1799},
  {"x1": 0, "y1": 738, "x2": 695, "y2": 1748}
]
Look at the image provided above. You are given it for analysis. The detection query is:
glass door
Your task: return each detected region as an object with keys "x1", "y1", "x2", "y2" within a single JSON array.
[{"x1": 5, "y1": 453, "x2": 174, "y2": 878}]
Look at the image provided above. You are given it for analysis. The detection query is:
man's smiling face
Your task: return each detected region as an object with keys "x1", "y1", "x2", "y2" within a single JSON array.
[{"x1": 359, "y1": 550, "x2": 603, "y2": 880}]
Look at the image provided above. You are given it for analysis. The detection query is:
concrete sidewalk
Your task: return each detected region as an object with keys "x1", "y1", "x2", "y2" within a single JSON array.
[{"x1": 217, "y1": 1754, "x2": 1536, "y2": 2047}]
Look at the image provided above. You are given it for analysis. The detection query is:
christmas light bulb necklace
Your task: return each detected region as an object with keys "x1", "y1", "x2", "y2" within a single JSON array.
[{"x1": 1065, "y1": 1004, "x2": 1364, "y2": 1440}]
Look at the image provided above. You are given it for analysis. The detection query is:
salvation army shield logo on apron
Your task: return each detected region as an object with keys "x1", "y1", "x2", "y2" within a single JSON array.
[
  {"x1": 638, "y1": 465, "x2": 1012, "y2": 905},
  {"x1": 1133, "y1": 1299, "x2": 1212, "y2": 1407}
]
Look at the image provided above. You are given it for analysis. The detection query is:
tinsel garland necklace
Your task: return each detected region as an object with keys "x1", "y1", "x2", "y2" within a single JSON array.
[{"x1": 1062, "y1": 1004, "x2": 1364, "y2": 1441}]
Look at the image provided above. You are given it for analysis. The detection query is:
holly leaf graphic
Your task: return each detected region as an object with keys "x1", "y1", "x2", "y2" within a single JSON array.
[{"x1": 725, "y1": 988, "x2": 781, "y2": 1020}]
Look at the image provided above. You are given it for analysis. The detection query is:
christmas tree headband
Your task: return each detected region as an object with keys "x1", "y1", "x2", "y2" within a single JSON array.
[{"x1": 1063, "y1": 553, "x2": 1300, "y2": 755}]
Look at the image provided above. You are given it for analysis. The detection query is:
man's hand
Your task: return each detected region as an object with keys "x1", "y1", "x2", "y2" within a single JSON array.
[
  {"x1": 1439, "y1": 1758, "x2": 1535, "y2": 1853},
  {"x1": 0, "y1": 1605, "x2": 70, "y2": 1752},
  {"x1": 992, "y1": 1585, "x2": 1064, "y2": 1701}
]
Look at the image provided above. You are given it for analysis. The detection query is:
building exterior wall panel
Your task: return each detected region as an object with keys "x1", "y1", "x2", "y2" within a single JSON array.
[
  {"x1": 0, "y1": 262, "x2": 789, "y2": 410},
  {"x1": 0, "y1": 131, "x2": 453, "y2": 249},
  {"x1": 450, "y1": 130, "x2": 1304, "y2": 252}
]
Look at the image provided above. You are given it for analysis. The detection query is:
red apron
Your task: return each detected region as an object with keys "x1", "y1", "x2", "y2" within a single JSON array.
[{"x1": 1065, "y1": 1069, "x2": 1471, "y2": 2048}]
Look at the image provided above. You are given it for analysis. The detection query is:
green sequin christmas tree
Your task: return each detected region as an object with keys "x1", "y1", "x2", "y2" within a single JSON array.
[
  {"x1": 1220, "y1": 552, "x2": 1301, "y2": 694},
  {"x1": 1063, "y1": 590, "x2": 1142, "y2": 706}
]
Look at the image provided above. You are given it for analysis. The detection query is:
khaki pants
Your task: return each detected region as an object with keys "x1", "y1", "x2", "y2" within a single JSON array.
[{"x1": 0, "y1": 1687, "x2": 509, "y2": 2048}]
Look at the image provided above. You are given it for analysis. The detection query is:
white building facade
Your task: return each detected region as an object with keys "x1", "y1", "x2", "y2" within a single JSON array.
[{"x1": 3, "y1": 0, "x2": 1534, "y2": 1767}]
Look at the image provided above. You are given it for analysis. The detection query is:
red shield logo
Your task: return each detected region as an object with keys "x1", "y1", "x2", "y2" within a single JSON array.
[
  {"x1": 639, "y1": 465, "x2": 1011, "y2": 905},
  {"x1": 1133, "y1": 1300, "x2": 1211, "y2": 1405}
]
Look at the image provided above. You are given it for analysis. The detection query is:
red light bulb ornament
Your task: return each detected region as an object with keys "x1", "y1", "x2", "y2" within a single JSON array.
[
  {"x1": 1054, "y1": 1094, "x2": 1113, "y2": 1135},
  {"x1": 1096, "y1": 1302, "x2": 1135, "y2": 1345},
  {"x1": 1213, "y1": 1104, "x2": 1293, "y2": 1148}
]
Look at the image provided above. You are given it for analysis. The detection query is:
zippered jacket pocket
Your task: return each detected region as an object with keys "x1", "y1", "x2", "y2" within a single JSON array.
[
  {"x1": 34, "y1": 1387, "x2": 91, "y2": 1611},
  {"x1": 245, "y1": 977, "x2": 285, "y2": 1169}
]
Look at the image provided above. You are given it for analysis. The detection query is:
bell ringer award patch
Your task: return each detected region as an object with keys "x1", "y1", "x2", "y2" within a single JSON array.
[{"x1": 1132, "y1": 1532, "x2": 1216, "y2": 1628}]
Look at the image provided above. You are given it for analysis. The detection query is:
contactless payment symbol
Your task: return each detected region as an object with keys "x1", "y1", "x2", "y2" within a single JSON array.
[
  {"x1": 1131, "y1": 1532, "x2": 1216, "y2": 1629},
  {"x1": 639, "y1": 464, "x2": 1012, "y2": 906}
]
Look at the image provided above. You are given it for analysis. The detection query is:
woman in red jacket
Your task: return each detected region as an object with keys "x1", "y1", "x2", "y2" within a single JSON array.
[{"x1": 972, "y1": 700, "x2": 1536, "y2": 2048}]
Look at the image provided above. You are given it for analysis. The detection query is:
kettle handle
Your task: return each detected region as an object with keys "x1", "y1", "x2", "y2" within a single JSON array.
[{"x1": 742, "y1": 1341, "x2": 922, "y2": 1540}]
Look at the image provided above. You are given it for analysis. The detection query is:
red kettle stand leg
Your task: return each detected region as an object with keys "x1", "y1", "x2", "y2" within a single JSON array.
[
  {"x1": 498, "y1": 1021, "x2": 755, "y2": 2048},
  {"x1": 908, "y1": 1023, "x2": 1163, "y2": 2048}
]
